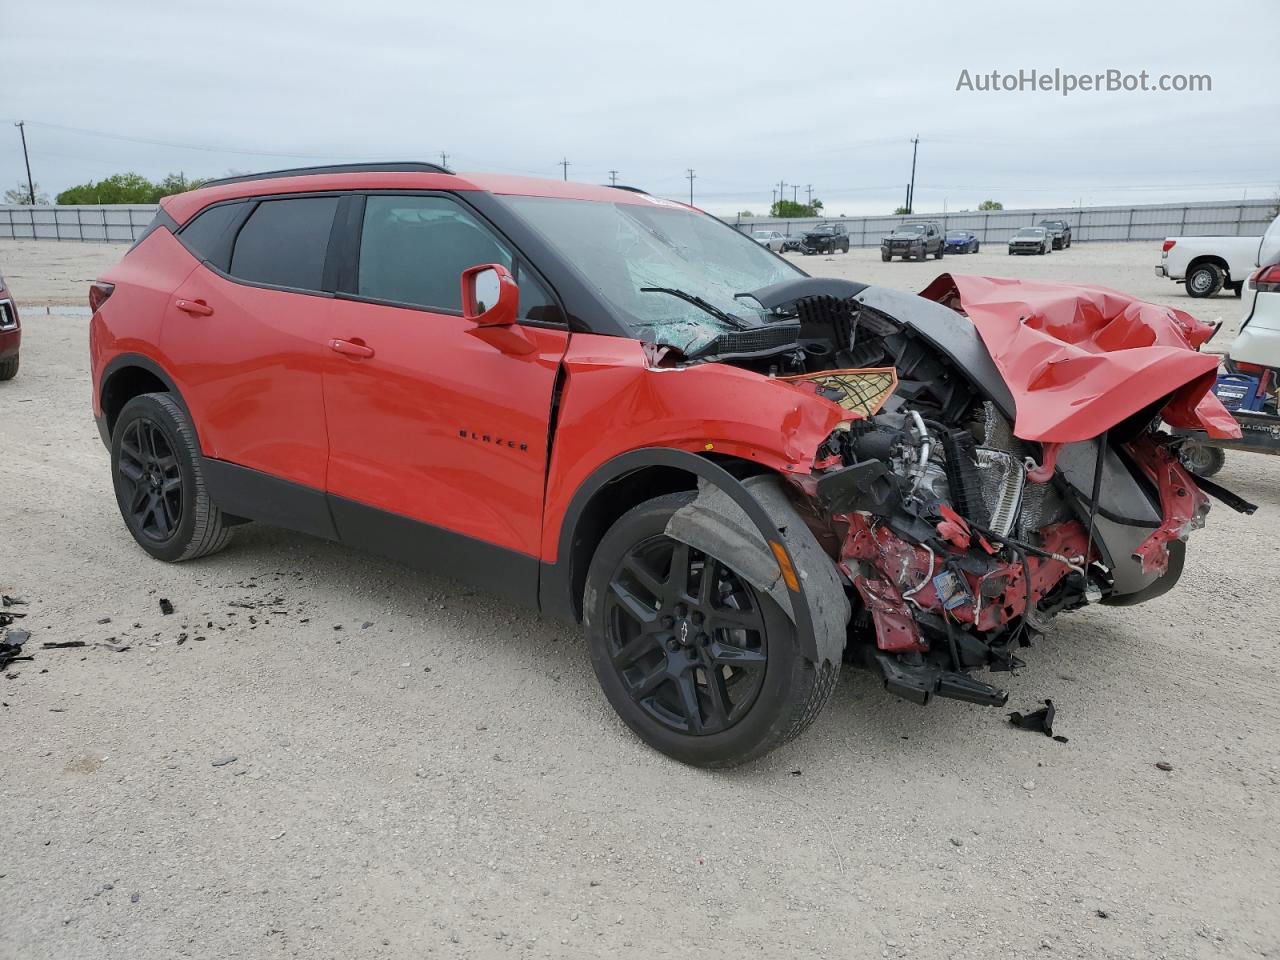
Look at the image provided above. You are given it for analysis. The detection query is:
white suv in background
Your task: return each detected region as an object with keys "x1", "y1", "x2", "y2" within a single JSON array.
[{"x1": 1230, "y1": 214, "x2": 1280, "y2": 367}]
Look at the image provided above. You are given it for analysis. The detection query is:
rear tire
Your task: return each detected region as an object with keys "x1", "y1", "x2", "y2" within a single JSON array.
[
  {"x1": 584, "y1": 492, "x2": 837, "y2": 768},
  {"x1": 1186, "y1": 262, "x2": 1225, "y2": 298},
  {"x1": 111, "y1": 393, "x2": 234, "y2": 562},
  {"x1": 0, "y1": 354, "x2": 17, "y2": 381}
]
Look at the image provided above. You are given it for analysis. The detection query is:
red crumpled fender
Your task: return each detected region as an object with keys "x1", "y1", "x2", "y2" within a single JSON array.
[{"x1": 919, "y1": 274, "x2": 1240, "y2": 443}]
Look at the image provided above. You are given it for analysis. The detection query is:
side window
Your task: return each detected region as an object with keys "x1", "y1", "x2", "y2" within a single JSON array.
[
  {"x1": 178, "y1": 201, "x2": 245, "y2": 273},
  {"x1": 228, "y1": 196, "x2": 339, "y2": 291},
  {"x1": 357, "y1": 194, "x2": 560, "y2": 322}
]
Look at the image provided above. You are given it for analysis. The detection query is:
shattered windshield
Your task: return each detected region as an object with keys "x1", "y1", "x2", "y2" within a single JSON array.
[{"x1": 500, "y1": 195, "x2": 802, "y2": 353}]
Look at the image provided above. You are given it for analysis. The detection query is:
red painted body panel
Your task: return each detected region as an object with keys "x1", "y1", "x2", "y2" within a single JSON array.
[
  {"x1": 91, "y1": 230, "x2": 200, "y2": 417},
  {"x1": 538, "y1": 334, "x2": 849, "y2": 564},
  {"x1": 321, "y1": 299, "x2": 568, "y2": 557},
  {"x1": 920, "y1": 274, "x2": 1240, "y2": 443},
  {"x1": 158, "y1": 258, "x2": 332, "y2": 490}
]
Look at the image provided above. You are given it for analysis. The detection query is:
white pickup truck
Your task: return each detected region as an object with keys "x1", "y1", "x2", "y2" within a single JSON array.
[{"x1": 1156, "y1": 234, "x2": 1265, "y2": 298}]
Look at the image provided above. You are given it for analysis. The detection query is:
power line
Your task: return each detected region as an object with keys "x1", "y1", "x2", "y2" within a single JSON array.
[
  {"x1": 559, "y1": 157, "x2": 570, "y2": 181},
  {"x1": 686, "y1": 168, "x2": 696, "y2": 206}
]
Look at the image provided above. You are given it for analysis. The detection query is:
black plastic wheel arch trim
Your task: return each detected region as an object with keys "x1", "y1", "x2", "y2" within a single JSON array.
[
  {"x1": 539, "y1": 447, "x2": 820, "y2": 661},
  {"x1": 97, "y1": 353, "x2": 194, "y2": 447}
]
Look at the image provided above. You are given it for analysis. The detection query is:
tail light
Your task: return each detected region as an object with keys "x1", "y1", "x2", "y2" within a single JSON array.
[
  {"x1": 89, "y1": 282, "x2": 115, "y2": 313},
  {"x1": 1162, "y1": 239, "x2": 1176, "y2": 253},
  {"x1": 1249, "y1": 264, "x2": 1280, "y2": 293}
]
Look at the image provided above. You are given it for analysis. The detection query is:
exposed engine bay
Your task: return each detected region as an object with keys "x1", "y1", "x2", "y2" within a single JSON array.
[{"x1": 649, "y1": 276, "x2": 1249, "y2": 708}]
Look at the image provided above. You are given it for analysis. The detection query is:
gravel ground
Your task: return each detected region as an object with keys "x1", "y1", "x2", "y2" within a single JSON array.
[{"x1": 1, "y1": 239, "x2": 1277, "y2": 960}]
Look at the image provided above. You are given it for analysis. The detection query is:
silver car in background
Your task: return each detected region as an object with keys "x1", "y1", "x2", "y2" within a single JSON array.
[{"x1": 752, "y1": 230, "x2": 785, "y2": 253}]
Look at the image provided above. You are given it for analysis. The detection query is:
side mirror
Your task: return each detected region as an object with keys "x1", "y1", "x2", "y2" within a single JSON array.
[{"x1": 461, "y1": 263, "x2": 518, "y2": 327}]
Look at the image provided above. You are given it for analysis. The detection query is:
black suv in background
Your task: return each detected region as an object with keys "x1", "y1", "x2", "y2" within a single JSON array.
[
  {"x1": 1037, "y1": 219, "x2": 1072, "y2": 249},
  {"x1": 881, "y1": 221, "x2": 943, "y2": 261},
  {"x1": 799, "y1": 222, "x2": 850, "y2": 255}
]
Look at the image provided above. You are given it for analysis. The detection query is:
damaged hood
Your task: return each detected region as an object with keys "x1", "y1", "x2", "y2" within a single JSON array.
[{"x1": 920, "y1": 274, "x2": 1240, "y2": 443}]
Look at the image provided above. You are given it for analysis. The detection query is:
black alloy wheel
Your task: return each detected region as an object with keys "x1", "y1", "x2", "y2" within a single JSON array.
[
  {"x1": 117, "y1": 417, "x2": 184, "y2": 542},
  {"x1": 603, "y1": 535, "x2": 768, "y2": 736},
  {"x1": 585, "y1": 492, "x2": 837, "y2": 767}
]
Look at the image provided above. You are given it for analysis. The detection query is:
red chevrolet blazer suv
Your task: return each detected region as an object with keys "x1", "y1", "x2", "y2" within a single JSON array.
[{"x1": 90, "y1": 162, "x2": 1244, "y2": 766}]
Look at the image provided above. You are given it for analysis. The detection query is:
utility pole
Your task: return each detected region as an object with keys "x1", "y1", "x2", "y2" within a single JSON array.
[
  {"x1": 439, "y1": 151, "x2": 449, "y2": 169},
  {"x1": 907, "y1": 135, "x2": 919, "y2": 214},
  {"x1": 771, "y1": 188, "x2": 777, "y2": 208},
  {"x1": 15, "y1": 122, "x2": 35, "y2": 205},
  {"x1": 792, "y1": 184, "x2": 799, "y2": 204},
  {"x1": 608, "y1": 170, "x2": 619, "y2": 186},
  {"x1": 559, "y1": 158, "x2": 570, "y2": 181},
  {"x1": 777, "y1": 180, "x2": 787, "y2": 209},
  {"x1": 806, "y1": 184, "x2": 814, "y2": 207},
  {"x1": 686, "y1": 168, "x2": 696, "y2": 206}
]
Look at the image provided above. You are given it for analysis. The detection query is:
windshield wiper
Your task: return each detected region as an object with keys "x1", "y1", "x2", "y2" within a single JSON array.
[{"x1": 640, "y1": 287, "x2": 750, "y2": 330}]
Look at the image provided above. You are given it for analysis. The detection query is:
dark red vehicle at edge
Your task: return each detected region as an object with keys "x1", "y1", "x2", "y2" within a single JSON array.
[
  {"x1": 0, "y1": 270, "x2": 20, "y2": 381},
  {"x1": 88, "y1": 162, "x2": 1250, "y2": 766}
]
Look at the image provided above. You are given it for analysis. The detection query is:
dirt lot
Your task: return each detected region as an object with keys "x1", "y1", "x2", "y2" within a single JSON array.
[{"x1": 2, "y1": 239, "x2": 1277, "y2": 960}]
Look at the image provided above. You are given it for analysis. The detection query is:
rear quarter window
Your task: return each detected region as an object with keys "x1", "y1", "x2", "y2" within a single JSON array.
[
  {"x1": 178, "y1": 202, "x2": 246, "y2": 273},
  {"x1": 229, "y1": 196, "x2": 339, "y2": 291}
]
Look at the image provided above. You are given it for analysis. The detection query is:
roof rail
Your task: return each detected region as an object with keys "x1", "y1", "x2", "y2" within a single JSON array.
[
  {"x1": 604, "y1": 184, "x2": 649, "y2": 195},
  {"x1": 200, "y1": 161, "x2": 453, "y2": 188}
]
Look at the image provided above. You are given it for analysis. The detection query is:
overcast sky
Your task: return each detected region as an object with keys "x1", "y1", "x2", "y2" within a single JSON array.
[{"x1": 3, "y1": 0, "x2": 1278, "y2": 215}]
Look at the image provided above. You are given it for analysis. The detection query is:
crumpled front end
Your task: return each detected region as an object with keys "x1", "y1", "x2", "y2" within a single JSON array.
[{"x1": 663, "y1": 275, "x2": 1248, "y2": 708}]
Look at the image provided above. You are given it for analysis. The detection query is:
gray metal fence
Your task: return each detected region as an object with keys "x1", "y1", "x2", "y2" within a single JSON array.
[
  {"x1": 2, "y1": 197, "x2": 1276, "y2": 246},
  {"x1": 732, "y1": 198, "x2": 1277, "y2": 248},
  {"x1": 0, "y1": 204, "x2": 159, "y2": 242}
]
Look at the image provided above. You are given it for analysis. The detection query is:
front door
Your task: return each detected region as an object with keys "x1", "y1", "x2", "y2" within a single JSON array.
[{"x1": 321, "y1": 193, "x2": 569, "y2": 599}]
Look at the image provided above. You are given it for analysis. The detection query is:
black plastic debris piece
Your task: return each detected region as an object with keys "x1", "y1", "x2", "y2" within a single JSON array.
[
  {"x1": 0, "y1": 610, "x2": 27, "y2": 629},
  {"x1": 1, "y1": 630, "x2": 33, "y2": 669},
  {"x1": 176, "y1": 633, "x2": 188, "y2": 646},
  {"x1": 159, "y1": 599, "x2": 175, "y2": 616},
  {"x1": 1156, "y1": 761, "x2": 1174, "y2": 772},
  {"x1": 97, "y1": 617, "x2": 112, "y2": 625},
  {"x1": 1008, "y1": 699, "x2": 1057, "y2": 738},
  {"x1": 2, "y1": 595, "x2": 26, "y2": 607},
  {"x1": 41, "y1": 641, "x2": 87, "y2": 650},
  {"x1": 1053, "y1": 735, "x2": 1070, "y2": 743}
]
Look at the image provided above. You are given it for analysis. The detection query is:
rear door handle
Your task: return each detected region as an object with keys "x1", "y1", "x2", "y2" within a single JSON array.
[
  {"x1": 175, "y1": 298, "x2": 214, "y2": 317},
  {"x1": 329, "y1": 338, "x2": 375, "y2": 359}
]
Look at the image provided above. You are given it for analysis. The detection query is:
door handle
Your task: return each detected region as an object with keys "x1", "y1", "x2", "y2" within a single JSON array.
[
  {"x1": 329, "y1": 338, "x2": 375, "y2": 359},
  {"x1": 175, "y1": 298, "x2": 214, "y2": 317}
]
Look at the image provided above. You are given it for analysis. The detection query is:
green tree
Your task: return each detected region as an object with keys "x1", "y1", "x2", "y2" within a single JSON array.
[
  {"x1": 893, "y1": 206, "x2": 910, "y2": 215},
  {"x1": 770, "y1": 198, "x2": 825, "y2": 218},
  {"x1": 977, "y1": 199, "x2": 1004, "y2": 211},
  {"x1": 736, "y1": 210, "x2": 756, "y2": 219},
  {"x1": 55, "y1": 171, "x2": 213, "y2": 204},
  {"x1": 4, "y1": 182, "x2": 49, "y2": 204}
]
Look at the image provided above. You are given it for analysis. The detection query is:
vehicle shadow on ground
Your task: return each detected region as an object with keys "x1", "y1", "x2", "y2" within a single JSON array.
[{"x1": 207, "y1": 522, "x2": 1132, "y2": 774}]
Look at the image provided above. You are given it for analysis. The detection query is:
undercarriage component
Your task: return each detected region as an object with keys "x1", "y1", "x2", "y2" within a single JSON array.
[{"x1": 873, "y1": 654, "x2": 1009, "y2": 707}]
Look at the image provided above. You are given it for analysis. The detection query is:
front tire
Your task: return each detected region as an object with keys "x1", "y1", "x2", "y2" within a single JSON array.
[
  {"x1": 111, "y1": 393, "x2": 234, "y2": 562},
  {"x1": 0, "y1": 354, "x2": 17, "y2": 381},
  {"x1": 584, "y1": 492, "x2": 837, "y2": 768}
]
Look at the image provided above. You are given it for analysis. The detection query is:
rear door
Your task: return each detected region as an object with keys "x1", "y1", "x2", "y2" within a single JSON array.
[
  {"x1": 163, "y1": 194, "x2": 339, "y2": 500},
  {"x1": 320, "y1": 192, "x2": 570, "y2": 597}
]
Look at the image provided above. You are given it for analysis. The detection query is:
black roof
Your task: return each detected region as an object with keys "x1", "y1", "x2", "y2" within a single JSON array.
[{"x1": 200, "y1": 161, "x2": 453, "y2": 188}]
